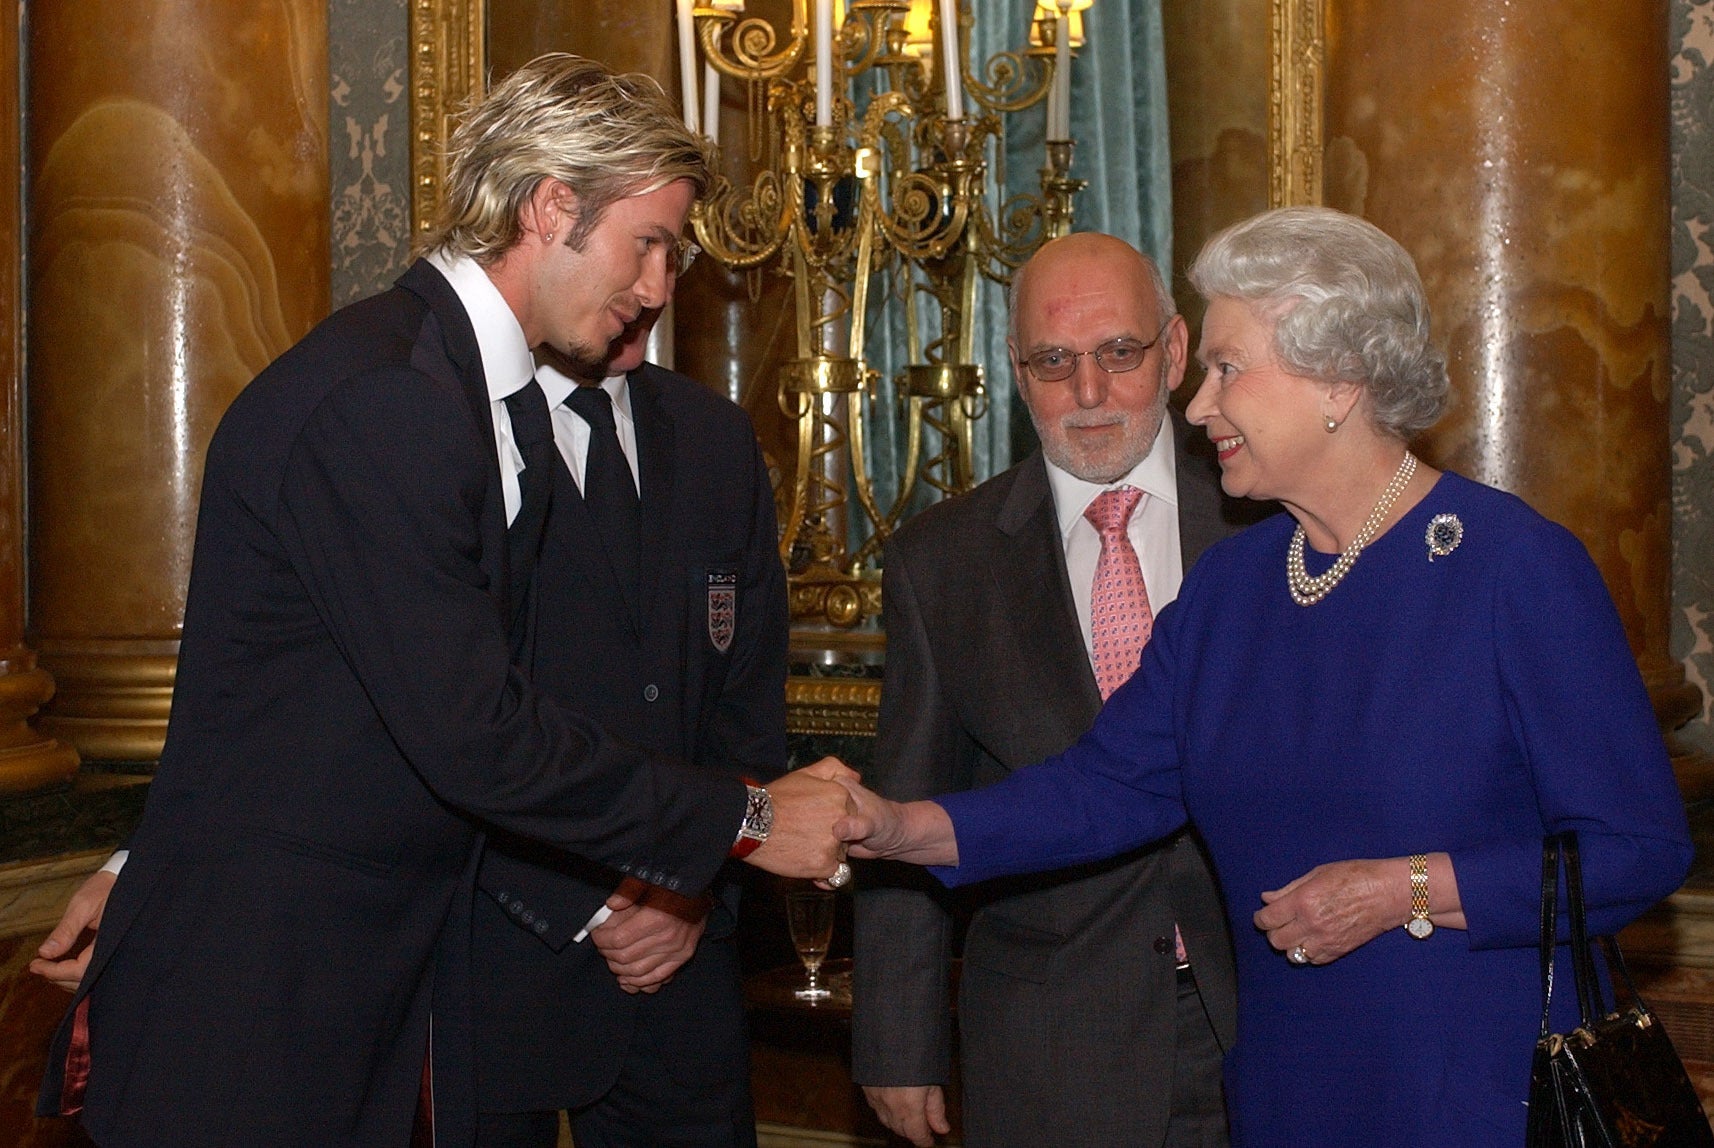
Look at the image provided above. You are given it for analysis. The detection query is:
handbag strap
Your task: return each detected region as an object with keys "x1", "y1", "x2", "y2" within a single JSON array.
[
  {"x1": 1537, "y1": 834, "x2": 1559, "y2": 1039},
  {"x1": 1538, "y1": 831, "x2": 1661, "y2": 1037},
  {"x1": 1563, "y1": 831, "x2": 1608, "y2": 1025},
  {"x1": 1600, "y1": 933, "x2": 1646, "y2": 1012}
]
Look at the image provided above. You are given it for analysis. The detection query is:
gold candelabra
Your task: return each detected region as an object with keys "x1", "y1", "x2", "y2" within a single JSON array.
[{"x1": 686, "y1": 0, "x2": 1089, "y2": 641}]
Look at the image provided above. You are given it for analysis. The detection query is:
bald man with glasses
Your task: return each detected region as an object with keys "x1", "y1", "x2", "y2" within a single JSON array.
[{"x1": 852, "y1": 233, "x2": 1269, "y2": 1148}]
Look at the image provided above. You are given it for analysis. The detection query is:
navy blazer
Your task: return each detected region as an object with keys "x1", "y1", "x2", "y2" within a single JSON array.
[
  {"x1": 38, "y1": 261, "x2": 747, "y2": 1148},
  {"x1": 471, "y1": 362, "x2": 788, "y2": 1112}
]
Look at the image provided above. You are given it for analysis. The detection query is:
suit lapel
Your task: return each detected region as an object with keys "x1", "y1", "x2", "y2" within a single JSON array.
[
  {"x1": 989, "y1": 453, "x2": 1103, "y2": 737},
  {"x1": 1171, "y1": 408, "x2": 1226, "y2": 568},
  {"x1": 397, "y1": 259, "x2": 511, "y2": 620},
  {"x1": 399, "y1": 260, "x2": 492, "y2": 455}
]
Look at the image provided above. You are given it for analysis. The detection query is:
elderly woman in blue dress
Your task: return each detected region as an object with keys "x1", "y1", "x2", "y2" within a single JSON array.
[{"x1": 840, "y1": 207, "x2": 1693, "y2": 1146}]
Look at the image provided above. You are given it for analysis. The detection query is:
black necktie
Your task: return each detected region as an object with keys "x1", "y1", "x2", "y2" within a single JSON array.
[
  {"x1": 565, "y1": 385, "x2": 641, "y2": 599},
  {"x1": 503, "y1": 379, "x2": 556, "y2": 626}
]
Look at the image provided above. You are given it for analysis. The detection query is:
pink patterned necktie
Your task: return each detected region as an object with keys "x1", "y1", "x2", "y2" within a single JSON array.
[
  {"x1": 1085, "y1": 487, "x2": 1188, "y2": 966},
  {"x1": 1085, "y1": 487, "x2": 1154, "y2": 700}
]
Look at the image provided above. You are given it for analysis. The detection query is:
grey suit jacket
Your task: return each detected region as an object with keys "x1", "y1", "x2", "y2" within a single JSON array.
[{"x1": 851, "y1": 411, "x2": 1265, "y2": 1148}]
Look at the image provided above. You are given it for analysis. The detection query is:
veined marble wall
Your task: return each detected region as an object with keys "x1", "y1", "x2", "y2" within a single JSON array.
[{"x1": 1673, "y1": 0, "x2": 1714, "y2": 753}]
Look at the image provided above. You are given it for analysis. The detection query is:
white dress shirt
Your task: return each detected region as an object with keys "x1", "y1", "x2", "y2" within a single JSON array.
[
  {"x1": 538, "y1": 361, "x2": 640, "y2": 493},
  {"x1": 1043, "y1": 417, "x2": 1184, "y2": 672},
  {"x1": 423, "y1": 251, "x2": 638, "y2": 519}
]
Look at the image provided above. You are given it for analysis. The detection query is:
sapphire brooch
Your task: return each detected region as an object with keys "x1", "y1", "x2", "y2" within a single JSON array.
[{"x1": 1426, "y1": 513, "x2": 1463, "y2": 561}]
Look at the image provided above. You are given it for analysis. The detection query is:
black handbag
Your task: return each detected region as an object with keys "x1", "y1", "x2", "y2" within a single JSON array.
[{"x1": 1525, "y1": 831, "x2": 1714, "y2": 1147}]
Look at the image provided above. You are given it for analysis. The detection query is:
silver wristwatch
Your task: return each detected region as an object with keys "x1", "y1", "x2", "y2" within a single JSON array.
[{"x1": 732, "y1": 783, "x2": 773, "y2": 856}]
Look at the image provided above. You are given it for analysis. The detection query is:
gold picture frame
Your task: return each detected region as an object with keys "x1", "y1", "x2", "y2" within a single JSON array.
[
  {"x1": 1269, "y1": 0, "x2": 1325, "y2": 208},
  {"x1": 409, "y1": 0, "x2": 484, "y2": 239}
]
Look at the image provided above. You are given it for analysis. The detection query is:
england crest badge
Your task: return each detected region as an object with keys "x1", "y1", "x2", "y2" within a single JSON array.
[{"x1": 707, "y1": 570, "x2": 737, "y2": 653}]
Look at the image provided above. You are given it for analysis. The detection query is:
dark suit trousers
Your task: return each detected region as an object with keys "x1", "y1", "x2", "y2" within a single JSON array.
[
  {"x1": 475, "y1": 933, "x2": 756, "y2": 1148},
  {"x1": 1163, "y1": 968, "x2": 1229, "y2": 1148}
]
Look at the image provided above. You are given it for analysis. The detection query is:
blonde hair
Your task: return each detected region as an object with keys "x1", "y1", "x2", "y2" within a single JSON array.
[{"x1": 420, "y1": 53, "x2": 715, "y2": 263}]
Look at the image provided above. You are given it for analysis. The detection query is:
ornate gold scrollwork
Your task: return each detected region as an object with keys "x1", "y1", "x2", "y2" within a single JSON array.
[
  {"x1": 1269, "y1": 0, "x2": 1324, "y2": 208},
  {"x1": 783, "y1": 675, "x2": 882, "y2": 736},
  {"x1": 409, "y1": 0, "x2": 484, "y2": 238}
]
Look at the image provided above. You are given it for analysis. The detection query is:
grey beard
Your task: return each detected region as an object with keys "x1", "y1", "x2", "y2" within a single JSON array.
[{"x1": 1032, "y1": 375, "x2": 1171, "y2": 484}]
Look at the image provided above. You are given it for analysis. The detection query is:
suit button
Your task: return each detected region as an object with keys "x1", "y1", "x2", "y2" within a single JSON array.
[
  {"x1": 643, "y1": 684, "x2": 659, "y2": 702},
  {"x1": 1153, "y1": 936, "x2": 1172, "y2": 955}
]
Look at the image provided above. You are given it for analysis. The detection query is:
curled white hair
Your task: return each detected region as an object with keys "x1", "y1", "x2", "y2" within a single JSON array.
[{"x1": 1188, "y1": 206, "x2": 1449, "y2": 439}]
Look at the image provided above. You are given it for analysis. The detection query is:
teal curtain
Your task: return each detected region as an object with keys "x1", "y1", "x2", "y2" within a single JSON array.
[
  {"x1": 853, "y1": 0, "x2": 1172, "y2": 553},
  {"x1": 967, "y1": 0, "x2": 1174, "y2": 481}
]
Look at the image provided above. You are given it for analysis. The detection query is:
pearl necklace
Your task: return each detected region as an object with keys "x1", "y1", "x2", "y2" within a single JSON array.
[{"x1": 1286, "y1": 451, "x2": 1419, "y2": 606}]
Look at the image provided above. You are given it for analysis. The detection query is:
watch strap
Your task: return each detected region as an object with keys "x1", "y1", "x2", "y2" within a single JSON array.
[
  {"x1": 1407, "y1": 853, "x2": 1432, "y2": 938},
  {"x1": 729, "y1": 781, "x2": 770, "y2": 860}
]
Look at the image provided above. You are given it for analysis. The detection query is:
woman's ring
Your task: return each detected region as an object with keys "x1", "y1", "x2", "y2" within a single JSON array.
[
  {"x1": 827, "y1": 862, "x2": 852, "y2": 889},
  {"x1": 1289, "y1": 945, "x2": 1309, "y2": 965}
]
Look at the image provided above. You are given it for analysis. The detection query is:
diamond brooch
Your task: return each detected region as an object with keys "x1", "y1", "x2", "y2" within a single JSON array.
[{"x1": 1426, "y1": 513, "x2": 1463, "y2": 561}]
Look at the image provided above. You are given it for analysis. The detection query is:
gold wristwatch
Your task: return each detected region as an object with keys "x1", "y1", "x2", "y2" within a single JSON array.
[{"x1": 1406, "y1": 853, "x2": 1434, "y2": 939}]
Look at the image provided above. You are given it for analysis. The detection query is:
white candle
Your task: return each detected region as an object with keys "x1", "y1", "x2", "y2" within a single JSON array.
[
  {"x1": 703, "y1": 62, "x2": 720, "y2": 144},
  {"x1": 1051, "y1": 12, "x2": 1070, "y2": 139},
  {"x1": 938, "y1": 0, "x2": 963, "y2": 121},
  {"x1": 815, "y1": 0, "x2": 834, "y2": 129},
  {"x1": 677, "y1": 0, "x2": 701, "y2": 131},
  {"x1": 1044, "y1": 16, "x2": 1062, "y2": 139}
]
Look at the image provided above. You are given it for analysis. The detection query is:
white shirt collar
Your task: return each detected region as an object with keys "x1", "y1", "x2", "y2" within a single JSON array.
[
  {"x1": 1045, "y1": 414, "x2": 1179, "y2": 540},
  {"x1": 533, "y1": 357, "x2": 633, "y2": 427},
  {"x1": 424, "y1": 249, "x2": 536, "y2": 402}
]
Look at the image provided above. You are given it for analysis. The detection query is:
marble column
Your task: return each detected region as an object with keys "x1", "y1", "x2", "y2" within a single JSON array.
[
  {"x1": 0, "y1": 4, "x2": 78, "y2": 794},
  {"x1": 27, "y1": 0, "x2": 328, "y2": 761},
  {"x1": 1322, "y1": 0, "x2": 1704, "y2": 772}
]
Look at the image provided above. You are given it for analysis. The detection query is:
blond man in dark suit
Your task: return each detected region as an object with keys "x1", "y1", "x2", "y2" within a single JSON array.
[{"x1": 33, "y1": 54, "x2": 850, "y2": 1148}]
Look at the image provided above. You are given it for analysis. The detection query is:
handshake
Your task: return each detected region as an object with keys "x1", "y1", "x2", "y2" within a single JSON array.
[
  {"x1": 30, "y1": 757, "x2": 957, "y2": 996},
  {"x1": 742, "y1": 757, "x2": 958, "y2": 883}
]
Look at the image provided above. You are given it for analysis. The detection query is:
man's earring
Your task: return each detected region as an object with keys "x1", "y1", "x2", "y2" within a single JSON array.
[{"x1": 544, "y1": 231, "x2": 554, "y2": 244}]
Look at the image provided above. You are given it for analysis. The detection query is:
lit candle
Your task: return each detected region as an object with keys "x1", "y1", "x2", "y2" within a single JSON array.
[
  {"x1": 938, "y1": 0, "x2": 963, "y2": 120},
  {"x1": 815, "y1": 0, "x2": 834, "y2": 129},
  {"x1": 677, "y1": 0, "x2": 701, "y2": 132},
  {"x1": 1051, "y1": 11, "x2": 1070, "y2": 139},
  {"x1": 703, "y1": 62, "x2": 720, "y2": 144}
]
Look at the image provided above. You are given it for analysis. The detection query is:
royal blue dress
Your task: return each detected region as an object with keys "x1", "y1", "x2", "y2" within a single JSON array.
[{"x1": 933, "y1": 471, "x2": 1693, "y2": 1146}]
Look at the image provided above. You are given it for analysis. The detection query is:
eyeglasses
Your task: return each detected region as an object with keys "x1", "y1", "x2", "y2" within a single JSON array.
[
  {"x1": 1022, "y1": 320, "x2": 1172, "y2": 383},
  {"x1": 671, "y1": 237, "x2": 701, "y2": 277}
]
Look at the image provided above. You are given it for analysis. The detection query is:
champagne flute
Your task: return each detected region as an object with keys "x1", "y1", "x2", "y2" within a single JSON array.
[{"x1": 786, "y1": 885, "x2": 835, "y2": 1001}]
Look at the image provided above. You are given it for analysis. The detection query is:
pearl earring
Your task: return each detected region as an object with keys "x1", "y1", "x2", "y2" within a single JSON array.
[{"x1": 1325, "y1": 415, "x2": 1339, "y2": 433}]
